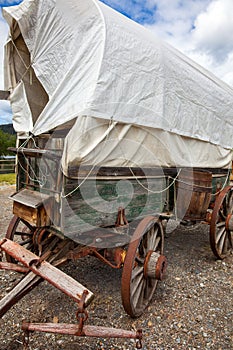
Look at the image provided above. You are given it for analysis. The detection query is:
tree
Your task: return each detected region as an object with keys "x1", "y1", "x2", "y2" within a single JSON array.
[{"x1": 0, "y1": 129, "x2": 16, "y2": 156}]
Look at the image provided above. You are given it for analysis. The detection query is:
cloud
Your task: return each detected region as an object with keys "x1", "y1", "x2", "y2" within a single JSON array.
[
  {"x1": 0, "y1": 0, "x2": 22, "y2": 7},
  {"x1": 192, "y1": 0, "x2": 233, "y2": 62},
  {"x1": 0, "y1": 100, "x2": 12, "y2": 124},
  {"x1": 100, "y1": 0, "x2": 157, "y2": 24},
  {"x1": 145, "y1": 0, "x2": 211, "y2": 50},
  {"x1": 145, "y1": 0, "x2": 233, "y2": 86}
]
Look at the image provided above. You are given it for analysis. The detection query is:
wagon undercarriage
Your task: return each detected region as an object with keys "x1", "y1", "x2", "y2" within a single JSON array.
[{"x1": 0, "y1": 206, "x2": 169, "y2": 349}]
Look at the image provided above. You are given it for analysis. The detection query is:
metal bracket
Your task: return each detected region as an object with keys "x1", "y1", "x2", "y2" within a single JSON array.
[{"x1": 115, "y1": 207, "x2": 128, "y2": 226}]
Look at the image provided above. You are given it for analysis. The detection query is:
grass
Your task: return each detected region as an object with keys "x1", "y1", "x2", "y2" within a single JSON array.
[{"x1": 0, "y1": 173, "x2": 16, "y2": 185}]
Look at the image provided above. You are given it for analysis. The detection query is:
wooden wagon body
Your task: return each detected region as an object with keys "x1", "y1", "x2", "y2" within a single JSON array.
[{"x1": 9, "y1": 133, "x2": 232, "y2": 257}]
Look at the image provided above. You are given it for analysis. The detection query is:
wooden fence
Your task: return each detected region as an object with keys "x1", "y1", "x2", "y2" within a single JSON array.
[{"x1": 0, "y1": 158, "x2": 16, "y2": 174}]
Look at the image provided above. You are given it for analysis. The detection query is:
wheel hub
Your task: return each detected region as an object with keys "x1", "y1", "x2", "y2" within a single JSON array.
[{"x1": 144, "y1": 251, "x2": 167, "y2": 281}]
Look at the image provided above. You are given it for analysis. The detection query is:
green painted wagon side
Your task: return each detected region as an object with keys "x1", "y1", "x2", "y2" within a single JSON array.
[{"x1": 61, "y1": 176, "x2": 167, "y2": 238}]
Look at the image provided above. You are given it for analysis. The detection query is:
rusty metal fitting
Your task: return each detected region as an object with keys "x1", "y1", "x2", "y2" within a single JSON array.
[
  {"x1": 115, "y1": 207, "x2": 128, "y2": 227},
  {"x1": 144, "y1": 251, "x2": 167, "y2": 280},
  {"x1": 155, "y1": 255, "x2": 167, "y2": 281},
  {"x1": 28, "y1": 250, "x2": 52, "y2": 268},
  {"x1": 205, "y1": 210, "x2": 212, "y2": 224},
  {"x1": 121, "y1": 249, "x2": 127, "y2": 265},
  {"x1": 29, "y1": 258, "x2": 41, "y2": 268},
  {"x1": 104, "y1": 248, "x2": 127, "y2": 266}
]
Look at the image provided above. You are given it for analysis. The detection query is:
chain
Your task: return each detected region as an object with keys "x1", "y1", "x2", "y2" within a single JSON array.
[
  {"x1": 22, "y1": 329, "x2": 30, "y2": 350},
  {"x1": 136, "y1": 329, "x2": 143, "y2": 349},
  {"x1": 76, "y1": 290, "x2": 89, "y2": 336}
]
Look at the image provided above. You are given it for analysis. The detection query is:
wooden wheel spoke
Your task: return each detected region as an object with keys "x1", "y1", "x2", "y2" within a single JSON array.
[
  {"x1": 216, "y1": 221, "x2": 225, "y2": 228},
  {"x1": 223, "y1": 234, "x2": 230, "y2": 254},
  {"x1": 216, "y1": 226, "x2": 226, "y2": 244},
  {"x1": 132, "y1": 278, "x2": 146, "y2": 310},
  {"x1": 154, "y1": 236, "x2": 161, "y2": 251},
  {"x1": 14, "y1": 231, "x2": 33, "y2": 237},
  {"x1": 148, "y1": 227, "x2": 158, "y2": 250},
  {"x1": 131, "y1": 266, "x2": 144, "y2": 280},
  {"x1": 21, "y1": 220, "x2": 34, "y2": 232},
  {"x1": 131, "y1": 273, "x2": 144, "y2": 298},
  {"x1": 144, "y1": 278, "x2": 156, "y2": 300},
  {"x1": 135, "y1": 255, "x2": 144, "y2": 265},
  {"x1": 218, "y1": 231, "x2": 227, "y2": 255},
  {"x1": 141, "y1": 242, "x2": 147, "y2": 257},
  {"x1": 18, "y1": 238, "x2": 33, "y2": 246},
  {"x1": 228, "y1": 231, "x2": 233, "y2": 247}
]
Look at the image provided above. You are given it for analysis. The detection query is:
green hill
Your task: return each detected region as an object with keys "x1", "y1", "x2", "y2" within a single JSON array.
[
  {"x1": 0, "y1": 124, "x2": 16, "y2": 156},
  {"x1": 0, "y1": 124, "x2": 15, "y2": 135}
]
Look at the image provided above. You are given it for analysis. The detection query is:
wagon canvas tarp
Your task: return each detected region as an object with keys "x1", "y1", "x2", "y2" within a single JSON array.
[{"x1": 2, "y1": 0, "x2": 233, "y2": 173}]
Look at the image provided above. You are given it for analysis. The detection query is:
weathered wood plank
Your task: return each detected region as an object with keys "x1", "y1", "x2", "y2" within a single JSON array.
[
  {"x1": 67, "y1": 165, "x2": 177, "y2": 178},
  {"x1": 0, "y1": 239, "x2": 94, "y2": 306},
  {"x1": 10, "y1": 189, "x2": 51, "y2": 208},
  {"x1": 0, "y1": 271, "x2": 42, "y2": 318},
  {"x1": 22, "y1": 322, "x2": 140, "y2": 339}
]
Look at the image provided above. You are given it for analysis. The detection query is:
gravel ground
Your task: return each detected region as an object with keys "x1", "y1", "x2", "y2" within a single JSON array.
[{"x1": 0, "y1": 185, "x2": 232, "y2": 350}]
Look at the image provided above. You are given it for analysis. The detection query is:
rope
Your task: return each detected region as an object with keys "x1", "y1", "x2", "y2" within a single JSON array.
[
  {"x1": 129, "y1": 167, "x2": 181, "y2": 194},
  {"x1": 61, "y1": 164, "x2": 95, "y2": 198},
  {"x1": 10, "y1": 37, "x2": 33, "y2": 82},
  {"x1": 61, "y1": 117, "x2": 116, "y2": 198},
  {"x1": 16, "y1": 136, "x2": 49, "y2": 187}
]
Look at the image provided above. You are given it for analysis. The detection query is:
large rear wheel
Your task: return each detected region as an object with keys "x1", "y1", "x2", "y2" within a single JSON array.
[{"x1": 210, "y1": 186, "x2": 233, "y2": 259}]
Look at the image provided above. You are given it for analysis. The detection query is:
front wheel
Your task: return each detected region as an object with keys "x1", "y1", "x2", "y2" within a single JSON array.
[{"x1": 121, "y1": 216, "x2": 167, "y2": 317}]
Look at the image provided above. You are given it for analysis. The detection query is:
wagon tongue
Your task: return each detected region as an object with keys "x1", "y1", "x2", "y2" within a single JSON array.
[{"x1": 0, "y1": 238, "x2": 142, "y2": 348}]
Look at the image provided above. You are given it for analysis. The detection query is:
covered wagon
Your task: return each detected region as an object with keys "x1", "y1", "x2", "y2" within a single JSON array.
[{"x1": 0, "y1": 0, "x2": 232, "y2": 346}]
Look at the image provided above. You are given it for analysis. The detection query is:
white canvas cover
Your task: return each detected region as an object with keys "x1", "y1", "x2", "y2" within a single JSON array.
[{"x1": 3, "y1": 0, "x2": 233, "y2": 172}]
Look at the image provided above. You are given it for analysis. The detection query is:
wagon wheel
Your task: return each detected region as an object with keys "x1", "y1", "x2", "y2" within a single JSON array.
[
  {"x1": 210, "y1": 186, "x2": 233, "y2": 259},
  {"x1": 121, "y1": 216, "x2": 167, "y2": 317},
  {"x1": 5, "y1": 215, "x2": 36, "y2": 264}
]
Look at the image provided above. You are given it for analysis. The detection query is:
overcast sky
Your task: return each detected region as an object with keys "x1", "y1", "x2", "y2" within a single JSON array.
[{"x1": 0, "y1": 0, "x2": 233, "y2": 124}]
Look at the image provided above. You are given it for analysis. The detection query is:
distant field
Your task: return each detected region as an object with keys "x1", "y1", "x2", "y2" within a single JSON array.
[{"x1": 0, "y1": 173, "x2": 16, "y2": 185}]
